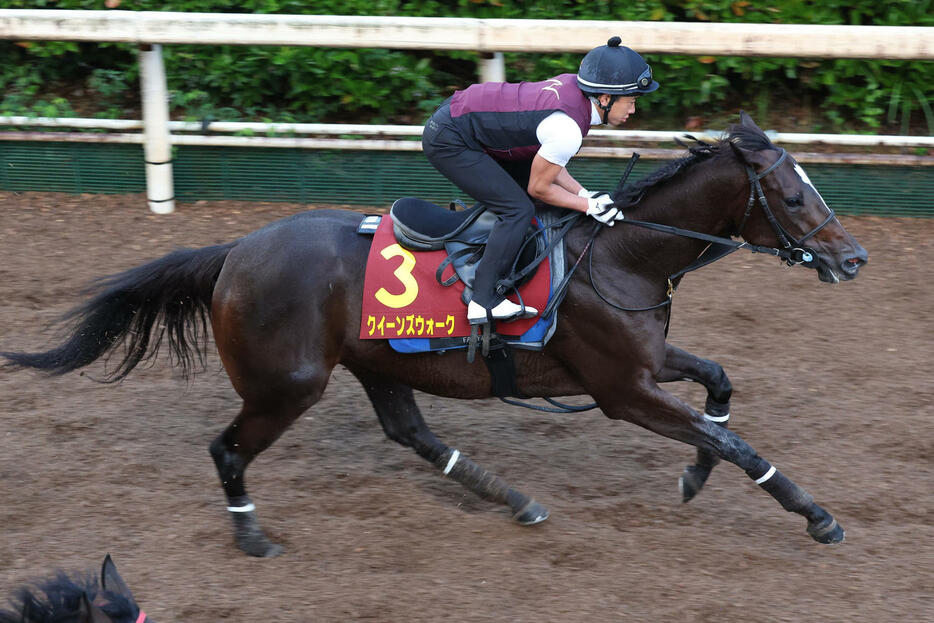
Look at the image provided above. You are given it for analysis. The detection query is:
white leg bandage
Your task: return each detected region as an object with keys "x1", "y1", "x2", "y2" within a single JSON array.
[
  {"x1": 755, "y1": 466, "x2": 777, "y2": 485},
  {"x1": 443, "y1": 449, "x2": 460, "y2": 475}
]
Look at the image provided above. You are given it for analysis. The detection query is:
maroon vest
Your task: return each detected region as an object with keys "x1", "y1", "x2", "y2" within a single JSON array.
[{"x1": 449, "y1": 73, "x2": 593, "y2": 161}]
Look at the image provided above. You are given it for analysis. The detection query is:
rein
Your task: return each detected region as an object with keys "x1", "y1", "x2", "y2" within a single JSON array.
[{"x1": 594, "y1": 147, "x2": 836, "y2": 312}]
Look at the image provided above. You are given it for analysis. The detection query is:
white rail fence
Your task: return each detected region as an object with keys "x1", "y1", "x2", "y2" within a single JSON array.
[
  {"x1": 1, "y1": 10, "x2": 932, "y2": 213},
  {"x1": 4, "y1": 11, "x2": 932, "y2": 58}
]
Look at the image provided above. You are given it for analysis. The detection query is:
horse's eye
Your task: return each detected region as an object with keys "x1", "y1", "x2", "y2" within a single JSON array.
[{"x1": 784, "y1": 193, "x2": 803, "y2": 209}]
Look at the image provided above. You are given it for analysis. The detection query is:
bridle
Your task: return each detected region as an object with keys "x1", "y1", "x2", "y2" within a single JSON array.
[{"x1": 734, "y1": 147, "x2": 836, "y2": 268}]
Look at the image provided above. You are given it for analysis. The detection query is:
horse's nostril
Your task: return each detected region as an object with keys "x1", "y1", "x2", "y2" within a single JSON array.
[{"x1": 841, "y1": 257, "x2": 864, "y2": 275}]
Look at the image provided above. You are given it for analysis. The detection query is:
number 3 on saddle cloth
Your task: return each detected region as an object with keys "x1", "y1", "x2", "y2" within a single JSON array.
[{"x1": 357, "y1": 197, "x2": 565, "y2": 354}]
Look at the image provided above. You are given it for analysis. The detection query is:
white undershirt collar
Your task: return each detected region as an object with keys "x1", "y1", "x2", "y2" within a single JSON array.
[{"x1": 590, "y1": 101, "x2": 604, "y2": 125}]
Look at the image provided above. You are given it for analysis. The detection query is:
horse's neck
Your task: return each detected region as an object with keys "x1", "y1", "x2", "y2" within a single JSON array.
[
  {"x1": 637, "y1": 156, "x2": 745, "y2": 230},
  {"x1": 604, "y1": 157, "x2": 747, "y2": 279}
]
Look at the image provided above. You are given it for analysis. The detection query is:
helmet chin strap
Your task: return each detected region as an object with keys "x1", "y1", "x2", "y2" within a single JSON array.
[{"x1": 594, "y1": 94, "x2": 619, "y2": 124}]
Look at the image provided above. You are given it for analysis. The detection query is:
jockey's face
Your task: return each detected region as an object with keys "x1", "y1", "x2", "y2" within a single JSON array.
[{"x1": 598, "y1": 94, "x2": 637, "y2": 127}]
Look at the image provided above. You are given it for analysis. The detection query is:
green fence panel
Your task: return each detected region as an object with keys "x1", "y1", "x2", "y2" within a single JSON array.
[
  {"x1": 173, "y1": 147, "x2": 467, "y2": 205},
  {"x1": 1, "y1": 141, "x2": 931, "y2": 217},
  {"x1": 0, "y1": 142, "x2": 145, "y2": 194}
]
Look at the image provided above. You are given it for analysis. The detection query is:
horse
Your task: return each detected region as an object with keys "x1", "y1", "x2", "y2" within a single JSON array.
[
  {"x1": 0, "y1": 556, "x2": 148, "y2": 623},
  {"x1": 1, "y1": 112, "x2": 868, "y2": 557}
]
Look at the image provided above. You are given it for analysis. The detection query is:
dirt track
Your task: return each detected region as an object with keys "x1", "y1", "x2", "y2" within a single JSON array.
[{"x1": 1, "y1": 191, "x2": 932, "y2": 622}]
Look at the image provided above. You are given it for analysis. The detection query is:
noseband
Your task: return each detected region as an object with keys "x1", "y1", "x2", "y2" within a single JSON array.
[{"x1": 736, "y1": 147, "x2": 836, "y2": 268}]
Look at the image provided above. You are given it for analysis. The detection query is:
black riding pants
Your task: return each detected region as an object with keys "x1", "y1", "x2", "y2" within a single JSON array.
[{"x1": 422, "y1": 102, "x2": 535, "y2": 308}]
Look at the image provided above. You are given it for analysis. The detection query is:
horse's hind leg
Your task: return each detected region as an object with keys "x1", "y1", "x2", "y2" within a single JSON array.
[
  {"x1": 209, "y1": 389, "x2": 323, "y2": 557},
  {"x1": 657, "y1": 344, "x2": 733, "y2": 502},
  {"x1": 350, "y1": 369, "x2": 548, "y2": 525}
]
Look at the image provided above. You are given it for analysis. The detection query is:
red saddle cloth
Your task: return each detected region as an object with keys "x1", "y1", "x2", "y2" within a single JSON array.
[{"x1": 359, "y1": 215, "x2": 549, "y2": 340}]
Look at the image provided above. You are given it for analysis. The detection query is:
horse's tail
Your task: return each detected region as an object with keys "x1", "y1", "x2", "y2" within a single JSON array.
[{"x1": 1, "y1": 241, "x2": 237, "y2": 382}]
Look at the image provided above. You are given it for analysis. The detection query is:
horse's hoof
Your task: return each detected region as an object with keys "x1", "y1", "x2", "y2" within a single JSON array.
[
  {"x1": 679, "y1": 465, "x2": 709, "y2": 503},
  {"x1": 807, "y1": 515, "x2": 845, "y2": 544},
  {"x1": 512, "y1": 500, "x2": 549, "y2": 526},
  {"x1": 237, "y1": 538, "x2": 284, "y2": 558},
  {"x1": 230, "y1": 511, "x2": 285, "y2": 557}
]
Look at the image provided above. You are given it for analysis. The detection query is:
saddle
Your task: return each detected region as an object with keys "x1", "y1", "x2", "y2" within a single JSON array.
[
  {"x1": 360, "y1": 198, "x2": 570, "y2": 398},
  {"x1": 389, "y1": 197, "x2": 545, "y2": 304}
]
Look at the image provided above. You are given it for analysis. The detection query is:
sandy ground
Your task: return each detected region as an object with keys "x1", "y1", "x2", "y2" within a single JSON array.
[{"x1": 0, "y1": 191, "x2": 931, "y2": 622}]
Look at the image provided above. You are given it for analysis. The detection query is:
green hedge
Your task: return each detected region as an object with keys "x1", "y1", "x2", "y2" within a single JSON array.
[{"x1": 1, "y1": 1, "x2": 932, "y2": 134}]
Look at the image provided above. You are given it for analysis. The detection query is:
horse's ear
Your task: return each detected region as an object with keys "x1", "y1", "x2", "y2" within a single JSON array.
[
  {"x1": 79, "y1": 591, "x2": 114, "y2": 623},
  {"x1": 739, "y1": 110, "x2": 764, "y2": 134},
  {"x1": 100, "y1": 555, "x2": 136, "y2": 603}
]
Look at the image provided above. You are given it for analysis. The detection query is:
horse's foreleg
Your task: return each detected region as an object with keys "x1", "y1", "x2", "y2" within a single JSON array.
[
  {"x1": 352, "y1": 370, "x2": 548, "y2": 525},
  {"x1": 600, "y1": 378, "x2": 844, "y2": 544},
  {"x1": 656, "y1": 344, "x2": 733, "y2": 502},
  {"x1": 209, "y1": 395, "x2": 317, "y2": 557}
]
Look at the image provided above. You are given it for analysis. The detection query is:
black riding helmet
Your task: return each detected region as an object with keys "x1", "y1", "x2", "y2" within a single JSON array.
[
  {"x1": 577, "y1": 36, "x2": 659, "y2": 96},
  {"x1": 578, "y1": 36, "x2": 658, "y2": 124}
]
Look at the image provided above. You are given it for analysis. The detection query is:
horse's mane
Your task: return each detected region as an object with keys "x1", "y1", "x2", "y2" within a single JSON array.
[
  {"x1": 0, "y1": 572, "x2": 138, "y2": 623},
  {"x1": 614, "y1": 119, "x2": 776, "y2": 208}
]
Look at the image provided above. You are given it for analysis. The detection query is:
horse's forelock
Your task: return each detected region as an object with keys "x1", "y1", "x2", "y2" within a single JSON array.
[{"x1": 726, "y1": 122, "x2": 775, "y2": 152}]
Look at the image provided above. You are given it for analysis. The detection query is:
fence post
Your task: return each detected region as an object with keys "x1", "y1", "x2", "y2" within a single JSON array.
[
  {"x1": 138, "y1": 43, "x2": 175, "y2": 214},
  {"x1": 479, "y1": 52, "x2": 505, "y2": 82}
]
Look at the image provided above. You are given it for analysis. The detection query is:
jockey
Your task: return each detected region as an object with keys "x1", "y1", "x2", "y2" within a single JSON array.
[{"x1": 422, "y1": 36, "x2": 659, "y2": 325}]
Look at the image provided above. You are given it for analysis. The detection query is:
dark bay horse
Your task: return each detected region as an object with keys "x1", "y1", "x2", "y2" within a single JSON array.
[
  {"x1": 2, "y1": 113, "x2": 868, "y2": 557},
  {"x1": 0, "y1": 556, "x2": 148, "y2": 623}
]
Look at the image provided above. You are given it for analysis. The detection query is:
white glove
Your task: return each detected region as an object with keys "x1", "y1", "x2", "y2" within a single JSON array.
[
  {"x1": 577, "y1": 188, "x2": 598, "y2": 198},
  {"x1": 586, "y1": 193, "x2": 620, "y2": 225}
]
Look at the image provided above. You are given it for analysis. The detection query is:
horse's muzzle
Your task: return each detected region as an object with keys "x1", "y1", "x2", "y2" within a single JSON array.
[{"x1": 817, "y1": 247, "x2": 868, "y2": 283}]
